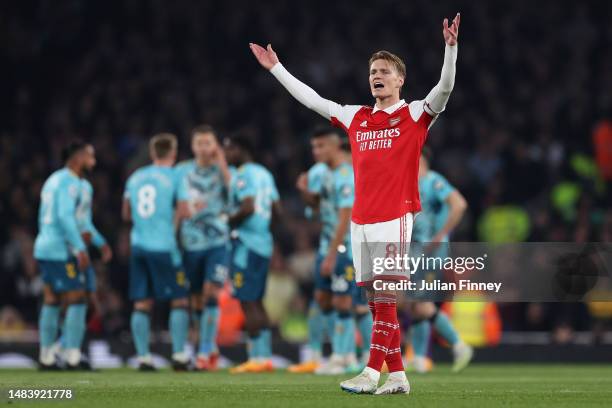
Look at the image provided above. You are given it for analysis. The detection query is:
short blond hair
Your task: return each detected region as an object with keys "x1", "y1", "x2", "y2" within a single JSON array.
[
  {"x1": 369, "y1": 50, "x2": 406, "y2": 78},
  {"x1": 149, "y1": 133, "x2": 177, "y2": 159}
]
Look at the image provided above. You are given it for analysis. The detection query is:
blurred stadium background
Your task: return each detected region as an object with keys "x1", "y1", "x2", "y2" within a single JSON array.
[{"x1": 0, "y1": 0, "x2": 611, "y2": 367}]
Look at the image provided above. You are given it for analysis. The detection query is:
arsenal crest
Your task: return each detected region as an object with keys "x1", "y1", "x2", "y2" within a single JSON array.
[{"x1": 389, "y1": 117, "x2": 401, "y2": 127}]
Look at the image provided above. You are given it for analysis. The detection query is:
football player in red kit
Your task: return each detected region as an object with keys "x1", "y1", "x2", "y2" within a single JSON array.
[{"x1": 250, "y1": 13, "x2": 460, "y2": 395}]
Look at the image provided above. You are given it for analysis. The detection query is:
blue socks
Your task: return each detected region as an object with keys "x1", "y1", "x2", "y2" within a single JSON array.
[
  {"x1": 39, "y1": 305, "x2": 60, "y2": 348},
  {"x1": 260, "y1": 328, "x2": 272, "y2": 359},
  {"x1": 247, "y1": 329, "x2": 272, "y2": 361},
  {"x1": 411, "y1": 320, "x2": 431, "y2": 358},
  {"x1": 169, "y1": 308, "x2": 189, "y2": 355},
  {"x1": 131, "y1": 310, "x2": 151, "y2": 357},
  {"x1": 321, "y1": 309, "x2": 335, "y2": 345},
  {"x1": 199, "y1": 300, "x2": 220, "y2": 355},
  {"x1": 247, "y1": 334, "x2": 260, "y2": 361},
  {"x1": 307, "y1": 302, "x2": 323, "y2": 357},
  {"x1": 357, "y1": 312, "x2": 373, "y2": 353},
  {"x1": 64, "y1": 304, "x2": 87, "y2": 350},
  {"x1": 336, "y1": 311, "x2": 355, "y2": 356},
  {"x1": 432, "y1": 311, "x2": 459, "y2": 346}
]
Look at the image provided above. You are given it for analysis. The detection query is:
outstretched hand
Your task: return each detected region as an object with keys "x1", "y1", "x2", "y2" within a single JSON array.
[
  {"x1": 249, "y1": 43, "x2": 280, "y2": 70},
  {"x1": 443, "y1": 13, "x2": 460, "y2": 46}
]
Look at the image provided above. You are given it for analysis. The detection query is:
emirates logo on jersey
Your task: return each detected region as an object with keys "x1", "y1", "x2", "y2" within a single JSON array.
[{"x1": 389, "y1": 117, "x2": 401, "y2": 127}]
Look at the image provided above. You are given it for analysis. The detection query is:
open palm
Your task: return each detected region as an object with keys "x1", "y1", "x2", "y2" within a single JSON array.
[
  {"x1": 443, "y1": 13, "x2": 461, "y2": 46},
  {"x1": 249, "y1": 43, "x2": 280, "y2": 70}
]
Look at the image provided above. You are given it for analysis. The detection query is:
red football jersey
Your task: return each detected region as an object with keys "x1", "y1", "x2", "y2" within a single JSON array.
[{"x1": 331, "y1": 99, "x2": 434, "y2": 224}]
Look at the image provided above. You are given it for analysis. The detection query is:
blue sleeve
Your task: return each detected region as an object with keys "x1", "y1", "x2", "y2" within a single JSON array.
[
  {"x1": 79, "y1": 204, "x2": 107, "y2": 248},
  {"x1": 58, "y1": 179, "x2": 86, "y2": 252},
  {"x1": 89, "y1": 225, "x2": 107, "y2": 248},
  {"x1": 123, "y1": 175, "x2": 133, "y2": 200},
  {"x1": 270, "y1": 178, "x2": 280, "y2": 202},
  {"x1": 235, "y1": 169, "x2": 256, "y2": 202},
  {"x1": 174, "y1": 167, "x2": 189, "y2": 202},
  {"x1": 335, "y1": 169, "x2": 354, "y2": 209},
  {"x1": 431, "y1": 173, "x2": 455, "y2": 202},
  {"x1": 307, "y1": 165, "x2": 325, "y2": 194}
]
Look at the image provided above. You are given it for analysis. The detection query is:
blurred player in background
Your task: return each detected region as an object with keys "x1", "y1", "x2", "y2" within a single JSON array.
[
  {"x1": 53, "y1": 143, "x2": 113, "y2": 368},
  {"x1": 175, "y1": 125, "x2": 231, "y2": 371},
  {"x1": 292, "y1": 128, "x2": 358, "y2": 375},
  {"x1": 122, "y1": 133, "x2": 191, "y2": 371},
  {"x1": 225, "y1": 136, "x2": 281, "y2": 374},
  {"x1": 251, "y1": 12, "x2": 460, "y2": 394},
  {"x1": 408, "y1": 147, "x2": 472, "y2": 373},
  {"x1": 34, "y1": 140, "x2": 92, "y2": 370},
  {"x1": 289, "y1": 135, "x2": 330, "y2": 374}
]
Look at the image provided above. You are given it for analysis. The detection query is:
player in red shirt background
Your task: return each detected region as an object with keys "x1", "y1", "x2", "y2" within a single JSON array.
[{"x1": 250, "y1": 13, "x2": 460, "y2": 395}]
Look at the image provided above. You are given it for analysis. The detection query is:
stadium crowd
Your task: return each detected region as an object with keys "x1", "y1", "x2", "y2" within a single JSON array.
[{"x1": 1, "y1": 0, "x2": 611, "y2": 343}]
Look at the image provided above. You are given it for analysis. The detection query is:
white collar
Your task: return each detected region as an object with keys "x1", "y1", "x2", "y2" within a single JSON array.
[{"x1": 372, "y1": 99, "x2": 406, "y2": 114}]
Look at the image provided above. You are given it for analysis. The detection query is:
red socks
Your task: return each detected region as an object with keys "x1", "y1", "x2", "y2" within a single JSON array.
[
  {"x1": 384, "y1": 324, "x2": 404, "y2": 372},
  {"x1": 367, "y1": 301, "x2": 403, "y2": 372}
]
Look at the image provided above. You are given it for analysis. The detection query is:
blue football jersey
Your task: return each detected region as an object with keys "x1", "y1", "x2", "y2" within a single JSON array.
[
  {"x1": 230, "y1": 163, "x2": 279, "y2": 258},
  {"x1": 175, "y1": 160, "x2": 229, "y2": 251},
  {"x1": 123, "y1": 165, "x2": 188, "y2": 252},
  {"x1": 318, "y1": 162, "x2": 354, "y2": 256},
  {"x1": 304, "y1": 162, "x2": 329, "y2": 219},
  {"x1": 34, "y1": 168, "x2": 87, "y2": 261},
  {"x1": 76, "y1": 179, "x2": 107, "y2": 248},
  {"x1": 413, "y1": 170, "x2": 455, "y2": 242}
]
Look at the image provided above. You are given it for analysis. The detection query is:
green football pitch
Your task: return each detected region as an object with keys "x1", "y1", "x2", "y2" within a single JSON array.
[{"x1": 1, "y1": 364, "x2": 611, "y2": 407}]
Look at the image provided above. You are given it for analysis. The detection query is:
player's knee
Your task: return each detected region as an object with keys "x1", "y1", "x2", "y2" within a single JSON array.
[
  {"x1": 190, "y1": 294, "x2": 203, "y2": 311},
  {"x1": 333, "y1": 294, "x2": 352, "y2": 312},
  {"x1": 171, "y1": 298, "x2": 189, "y2": 309},
  {"x1": 315, "y1": 290, "x2": 332, "y2": 311},
  {"x1": 204, "y1": 297, "x2": 218, "y2": 308},
  {"x1": 43, "y1": 291, "x2": 59, "y2": 305},
  {"x1": 203, "y1": 282, "x2": 221, "y2": 302},
  {"x1": 63, "y1": 290, "x2": 86, "y2": 305},
  {"x1": 413, "y1": 302, "x2": 436, "y2": 319},
  {"x1": 134, "y1": 299, "x2": 153, "y2": 312}
]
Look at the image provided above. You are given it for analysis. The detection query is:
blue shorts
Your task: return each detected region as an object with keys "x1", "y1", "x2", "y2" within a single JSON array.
[
  {"x1": 85, "y1": 266, "x2": 96, "y2": 292},
  {"x1": 38, "y1": 258, "x2": 86, "y2": 293},
  {"x1": 230, "y1": 240, "x2": 269, "y2": 302},
  {"x1": 184, "y1": 245, "x2": 230, "y2": 293},
  {"x1": 352, "y1": 285, "x2": 367, "y2": 307},
  {"x1": 129, "y1": 247, "x2": 188, "y2": 301},
  {"x1": 314, "y1": 253, "x2": 357, "y2": 296}
]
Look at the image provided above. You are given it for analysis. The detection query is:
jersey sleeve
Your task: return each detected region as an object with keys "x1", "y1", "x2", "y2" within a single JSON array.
[
  {"x1": 270, "y1": 178, "x2": 280, "y2": 202},
  {"x1": 431, "y1": 172, "x2": 455, "y2": 202},
  {"x1": 80, "y1": 182, "x2": 107, "y2": 248},
  {"x1": 307, "y1": 164, "x2": 325, "y2": 194},
  {"x1": 174, "y1": 167, "x2": 190, "y2": 202},
  {"x1": 329, "y1": 104, "x2": 362, "y2": 132},
  {"x1": 58, "y1": 179, "x2": 86, "y2": 252},
  {"x1": 123, "y1": 175, "x2": 133, "y2": 200},
  {"x1": 335, "y1": 167, "x2": 354, "y2": 209},
  {"x1": 408, "y1": 100, "x2": 435, "y2": 130},
  {"x1": 269, "y1": 63, "x2": 361, "y2": 131},
  {"x1": 234, "y1": 169, "x2": 257, "y2": 202}
]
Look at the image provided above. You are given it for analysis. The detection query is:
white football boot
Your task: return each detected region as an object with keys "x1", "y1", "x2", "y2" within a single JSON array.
[
  {"x1": 315, "y1": 354, "x2": 346, "y2": 375},
  {"x1": 452, "y1": 342, "x2": 474, "y2": 373},
  {"x1": 340, "y1": 367, "x2": 379, "y2": 394},
  {"x1": 375, "y1": 371, "x2": 411, "y2": 395}
]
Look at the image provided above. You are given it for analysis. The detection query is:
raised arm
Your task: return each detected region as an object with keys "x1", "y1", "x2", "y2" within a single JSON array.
[
  {"x1": 250, "y1": 43, "x2": 338, "y2": 120},
  {"x1": 424, "y1": 13, "x2": 460, "y2": 116}
]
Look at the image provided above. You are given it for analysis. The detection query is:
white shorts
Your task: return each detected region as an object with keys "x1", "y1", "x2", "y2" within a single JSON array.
[{"x1": 351, "y1": 212, "x2": 414, "y2": 286}]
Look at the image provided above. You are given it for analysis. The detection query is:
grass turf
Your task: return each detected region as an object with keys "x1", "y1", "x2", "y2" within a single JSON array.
[{"x1": 1, "y1": 364, "x2": 612, "y2": 407}]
